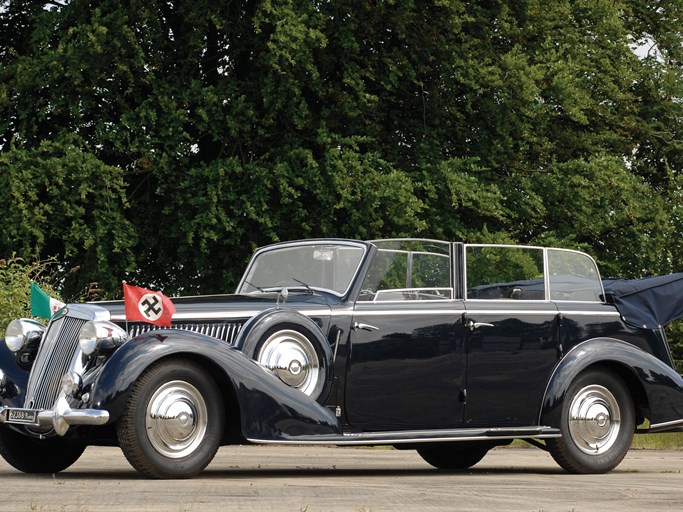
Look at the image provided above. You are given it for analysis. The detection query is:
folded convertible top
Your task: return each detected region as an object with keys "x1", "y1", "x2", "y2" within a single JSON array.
[{"x1": 603, "y1": 273, "x2": 683, "y2": 329}]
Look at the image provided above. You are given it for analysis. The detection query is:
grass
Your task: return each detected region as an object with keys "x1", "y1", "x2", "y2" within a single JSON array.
[
  {"x1": 511, "y1": 431, "x2": 683, "y2": 450},
  {"x1": 631, "y1": 431, "x2": 683, "y2": 450}
]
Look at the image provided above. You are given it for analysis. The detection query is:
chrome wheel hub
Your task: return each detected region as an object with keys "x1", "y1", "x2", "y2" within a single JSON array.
[
  {"x1": 258, "y1": 330, "x2": 320, "y2": 396},
  {"x1": 145, "y1": 381, "x2": 208, "y2": 459},
  {"x1": 568, "y1": 384, "x2": 621, "y2": 455}
]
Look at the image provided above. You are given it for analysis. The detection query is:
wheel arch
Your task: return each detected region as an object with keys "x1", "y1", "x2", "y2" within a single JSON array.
[
  {"x1": 89, "y1": 333, "x2": 241, "y2": 431},
  {"x1": 539, "y1": 337, "x2": 683, "y2": 430},
  {"x1": 89, "y1": 329, "x2": 340, "y2": 442},
  {"x1": 234, "y1": 308, "x2": 334, "y2": 403},
  {"x1": 235, "y1": 308, "x2": 331, "y2": 356}
]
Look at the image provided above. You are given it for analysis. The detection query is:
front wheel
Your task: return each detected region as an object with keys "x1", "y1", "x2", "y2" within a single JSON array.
[
  {"x1": 117, "y1": 358, "x2": 225, "y2": 478},
  {"x1": 547, "y1": 369, "x2": 635, "y2": 474},
  {"x1": 0, "y1": 426, "x2": 85, "y2": 473}
]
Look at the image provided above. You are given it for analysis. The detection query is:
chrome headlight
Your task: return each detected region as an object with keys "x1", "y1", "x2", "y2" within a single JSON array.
[
  {"x1": 78, "y1": 320, "x2": 129, "y2": 356},
  {"x1": 5, "y1": 319, "x2": 46, "y2": 353}
]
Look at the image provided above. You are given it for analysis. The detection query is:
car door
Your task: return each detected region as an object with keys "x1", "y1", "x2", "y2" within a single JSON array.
[
  {"x1": 344, "y1": 241, "x2": 467, "y2": 431},
  {"x1": 463, "y1": 245, "x2": 561, "y2": 428}
]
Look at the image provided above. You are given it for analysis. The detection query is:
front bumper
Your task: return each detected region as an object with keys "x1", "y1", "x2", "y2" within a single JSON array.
[{"x1": 0, "y1": 397, "x2": 109, "y2": 436}]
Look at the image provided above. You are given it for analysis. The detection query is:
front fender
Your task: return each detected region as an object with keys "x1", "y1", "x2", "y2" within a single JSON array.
[
  {"x1": 0, "y1": 342, "x2": 28, "y2": 408},
  {"x1": 540, "y1": 338, "x2": 683, "y2": 430},
  {"x1": 89, "y1": 330, "x2": 341, "y2": 440},
  {"x1": 234, "y1": 307, "x2": 331, "y2": 356}
]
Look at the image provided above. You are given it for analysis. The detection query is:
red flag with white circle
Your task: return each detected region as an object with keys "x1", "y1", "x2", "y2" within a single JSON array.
[{"x1": 123, "y1": 283, "x2": 176, "y2": 327}]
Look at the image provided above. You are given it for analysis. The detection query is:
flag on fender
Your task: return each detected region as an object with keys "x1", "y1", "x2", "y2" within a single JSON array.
[
  {"x1": 30, "y1": 282, "x2": 65, "y2": 319},
  {"x1": 123, "y1": 283, "x2": 176, "y2": 327}
]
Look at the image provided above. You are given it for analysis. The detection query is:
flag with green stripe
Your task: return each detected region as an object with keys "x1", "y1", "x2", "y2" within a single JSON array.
[{"x1": 30, "y1": 282, "x2": 65, "y2": 319}]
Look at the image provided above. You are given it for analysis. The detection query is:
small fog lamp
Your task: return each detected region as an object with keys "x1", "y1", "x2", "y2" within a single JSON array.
[{"x1": 60, "y1": 371, "x2": 82, "y2": 397}]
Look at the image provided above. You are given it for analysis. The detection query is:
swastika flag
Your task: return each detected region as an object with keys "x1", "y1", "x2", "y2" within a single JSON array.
[{"x1": 123, "y1": 283, "x2": 176, "y2": 327}]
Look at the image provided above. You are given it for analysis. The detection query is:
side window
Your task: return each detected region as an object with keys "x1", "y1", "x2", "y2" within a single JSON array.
[
  {"x1": 358, "y1": 242, "x2": 452, "y2": 301},
  {"x1": 548, "y1": 249, "x2": 603, "y2": 301},
  {"x1": 361, "y1": 250, "x2": 409, "y2": 295},
  {"x1": 466, "y1": 246, "x2": 545, "y2": 300}
]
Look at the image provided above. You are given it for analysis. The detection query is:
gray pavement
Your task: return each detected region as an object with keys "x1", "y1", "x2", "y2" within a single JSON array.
[{"x1": 0, "y1": 445, "x2": 681, "y2": 511}]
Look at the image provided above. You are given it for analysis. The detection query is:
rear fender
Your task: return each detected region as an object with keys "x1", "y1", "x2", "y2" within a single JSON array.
[
  {"x1": 540, "y1": 338, "x2": 683, "y2": 431},
  {"x1": 89, "y1": 330, "x2": 340, "y2": 440}
]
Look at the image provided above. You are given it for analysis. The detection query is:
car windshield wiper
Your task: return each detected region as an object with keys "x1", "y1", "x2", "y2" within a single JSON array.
[
  {"x1": 243, "y1": 280, "x2": 265, "y2": 292},
  {"x1": 256, "y1": 279, "x2": 315, "y2": 294},
  {"x1": 291, "y1": 278, "x2": 315, "y2": 295}
]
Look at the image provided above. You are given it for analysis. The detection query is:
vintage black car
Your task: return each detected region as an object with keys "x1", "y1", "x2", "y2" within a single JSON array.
[{"x1": 1, "y1": 239, "x2": 682, "y2": 478}]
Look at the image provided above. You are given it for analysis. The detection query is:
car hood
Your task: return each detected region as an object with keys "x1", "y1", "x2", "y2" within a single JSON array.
[{"x1": 95, "y1": 292, "x2": 338, "y2": 323}]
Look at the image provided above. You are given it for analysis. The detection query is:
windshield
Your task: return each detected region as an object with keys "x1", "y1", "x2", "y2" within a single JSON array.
[{"x1": 237, "y1": 242, "x2": 367, "y2": 296}]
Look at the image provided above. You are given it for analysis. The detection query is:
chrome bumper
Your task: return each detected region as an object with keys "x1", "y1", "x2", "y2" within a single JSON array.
[{"x1": 0, "y1": 397, "x2": 109, "y2": 436}]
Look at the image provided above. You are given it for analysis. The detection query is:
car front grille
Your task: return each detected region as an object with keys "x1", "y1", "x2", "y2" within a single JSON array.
[
  {"x1": 126, "y1": 321, "x2": 243, "y2": 345},
  {"x1": 23, "y1": 311, "x2": 243, "y2": 412},
  {"x1": 24, "y1": 315, "x2": 86, "y2": 410}
]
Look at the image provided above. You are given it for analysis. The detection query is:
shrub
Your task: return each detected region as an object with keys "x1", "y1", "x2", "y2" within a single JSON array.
[{"x1": 0, "y1": 257, "x2": 62, "y2": 337}]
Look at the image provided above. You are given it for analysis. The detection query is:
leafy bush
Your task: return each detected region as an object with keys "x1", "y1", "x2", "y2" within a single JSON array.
[{"x1": 0, "y1": 257, "x2": 62, "y2": 337}]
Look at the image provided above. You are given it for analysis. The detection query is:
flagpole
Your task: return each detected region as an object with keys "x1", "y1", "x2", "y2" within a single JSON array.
[{"x1": 122, "y1": 281, "x2": 129, "y2": 335}]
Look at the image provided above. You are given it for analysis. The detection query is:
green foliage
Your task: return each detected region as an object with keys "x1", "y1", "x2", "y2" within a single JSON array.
[
  {"x1": 0, "y1": 257, "x2": 62, "y2": 336},
  {"x1": 0, "y1": 1, "x2": 681, "y2": 310},
  {"x1": 0, "y1": 137, "x2": 137, "y2": 296}
]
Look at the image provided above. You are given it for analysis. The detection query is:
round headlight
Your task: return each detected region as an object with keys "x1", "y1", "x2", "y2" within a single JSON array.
[
  {"x1": 5, "y1": 319, "x2": 46, "y2": 353},
  {"x1": 78, "y1": 321, "x2": 100, "y2": 355},
  {"x1": 78, "y1": 320, "x2": 129, "y2": 356}
]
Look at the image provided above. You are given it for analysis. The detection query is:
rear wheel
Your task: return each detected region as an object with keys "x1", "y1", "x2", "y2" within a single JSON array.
[
  {"x1": 417, "y1": 442, "x2": 491, "y2": 470},
  {"x1": 547, "y1": 369, "x2": 634, "y2": 474},
  {"x1": 0, "y1": 426, "x2": 85, "y2": 473},
  {"x1": 117, "y1": 358, "x2": 225, "y2": 478}
]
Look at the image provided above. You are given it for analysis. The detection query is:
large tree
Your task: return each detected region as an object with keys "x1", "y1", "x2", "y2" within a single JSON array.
[{"x1": 1, "y1": 0, "x2": 682, "y2": 304}]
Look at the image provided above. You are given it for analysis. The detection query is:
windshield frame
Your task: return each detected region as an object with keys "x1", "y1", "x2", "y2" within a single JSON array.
[{"x1": 236, "y1": 240, "x2": 370, "y2": 297}]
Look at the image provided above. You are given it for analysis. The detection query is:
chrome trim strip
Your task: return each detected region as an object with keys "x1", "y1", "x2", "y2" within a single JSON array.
[
  {"x1": 248, "y1": 426, "x2": 561, "y2": 445},
  {"x1": 464, "y1": 309, "x2": 557, "y2": 316},
  {"x1": 354, "y1": 309, "x2": 464, "y2": 316},
  {"x1": 112, "y1": 308, "x2": 335, "y2": 322},
  {"x1": 649, "y1": 418, "x2": 683, "y2": 431},
  {"x1": 554, "y1": 310, "x2": 621, "y2": 317},
  {"x1": 466, "y1": 309, "x2": 620, "y2": 317},
  {"x1": 111, "y1": 307, "x2": 621, "y2": 321}
]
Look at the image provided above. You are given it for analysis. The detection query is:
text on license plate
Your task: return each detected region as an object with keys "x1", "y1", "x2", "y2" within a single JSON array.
[{"x1": 6, "y1": 408, "x2": 38, "y2": 424}]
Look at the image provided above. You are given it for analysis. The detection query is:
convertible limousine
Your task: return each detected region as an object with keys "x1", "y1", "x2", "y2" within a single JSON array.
[{"x1": 1, "y1": 239, "x2": 682, "y2": 478}]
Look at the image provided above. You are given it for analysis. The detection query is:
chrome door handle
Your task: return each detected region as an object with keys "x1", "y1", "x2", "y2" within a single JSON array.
[
  {"x1": 467, "y1": 320, "x2": 494, "y2": 331},
  {"x1": 353, "y1": 322, "x2": 379, "y2": 331}
]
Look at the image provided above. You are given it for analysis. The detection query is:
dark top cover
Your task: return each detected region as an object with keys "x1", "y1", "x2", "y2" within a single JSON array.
[{"x1": 603, "y1": 273, "x2": 683, "y2": 329}]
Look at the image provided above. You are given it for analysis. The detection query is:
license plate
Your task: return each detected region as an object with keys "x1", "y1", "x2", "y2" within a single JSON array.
[{"x1": 6, "y1": 408, "x2": 38, "y2": 424}]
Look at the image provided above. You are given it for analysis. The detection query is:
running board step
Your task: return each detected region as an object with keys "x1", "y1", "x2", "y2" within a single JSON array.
[{"x1": 249, "y1": 426, "x2": 561, "y2": 445}]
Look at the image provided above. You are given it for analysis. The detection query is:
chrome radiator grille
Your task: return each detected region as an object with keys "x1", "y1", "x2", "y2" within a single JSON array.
[
  {"x1": 126, "y1": 321, "x2": 243, "y2": 345},
  {"x1": 24, "y1": 316, "x2": 86, "y2": 410}
]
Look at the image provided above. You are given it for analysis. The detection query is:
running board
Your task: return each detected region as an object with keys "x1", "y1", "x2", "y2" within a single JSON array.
[{"x1": 248, "y1": 426, "x2": 561, "y2": 446}]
